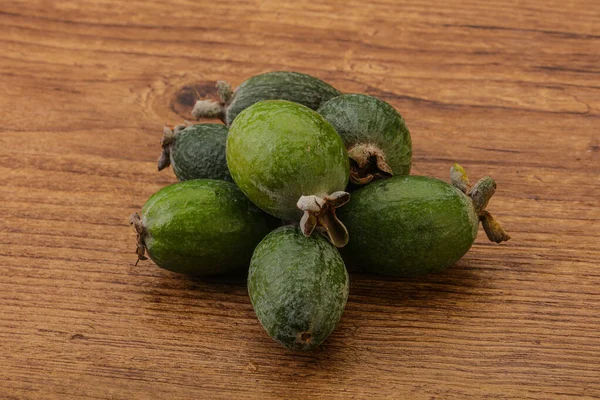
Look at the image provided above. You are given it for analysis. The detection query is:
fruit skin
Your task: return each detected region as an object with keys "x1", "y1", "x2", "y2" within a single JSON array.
[
  {"x1": 226, "y1": 72, "x2": 340, "y2": 125},
  {"x1": 318, "y1": 94, "x2": 412, "y2": 185},
  {"x1": 248, "y1": 225, "x2": 349, "y2": 351},
  {"x1": 160, "y1": 124, "x2": 231, "y2": 182},
  {"x1": 338, "y1": 175, "x2": 479, "y2": 276},
  {"x1": 132, "y1": 180, "x2": 277, "y2": 276},
  {"x1": 227, "y1": 100, "x2": 350, "y2": 221},
  {"x1": 193, "y1": 71, "x2": 341, "y2": 126}
]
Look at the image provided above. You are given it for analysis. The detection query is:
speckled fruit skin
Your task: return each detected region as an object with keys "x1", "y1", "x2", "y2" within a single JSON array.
[
  {"x1": 248, "y1": 226, "x2": 349, "y2": 351},
  {"x1": 224, "y1": 71, "x2": 341, "y2": 125},
  {"x1": 140, "y1": 180, "x2": 276, "y2": 276},
  {"x1": 318, "y1": 94, "x2": 412, "y2": 176},
  {"x1": 170, "y1": 124, "x2": 231, "y2": 181},
  {"x1": 227, "y1": 100, "x2": 350, "y2": 220},
  {"x1": 338, "y1": 176, "x2": 479, "y2": 276}
]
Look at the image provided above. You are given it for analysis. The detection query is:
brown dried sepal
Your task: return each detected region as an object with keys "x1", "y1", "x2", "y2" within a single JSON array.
[
  {"x1": 297, "y1": 191, "x2": 350, "y2": 248},
  {"x1": 158, "y1": 123, "x2": 188, "y2": 171},
  {"x1": 129, "y1": 213, "x2": 148, "y2": 266},
  {"x1": 480, "y1": 211, "x2": 511, "y2": 243},
  {"x1": 347, "y1": 144, "x2": 393, "y2": 185}
]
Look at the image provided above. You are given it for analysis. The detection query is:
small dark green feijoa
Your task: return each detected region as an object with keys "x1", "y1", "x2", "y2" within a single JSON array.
[
  {"x1": 227, "y1": 100, "x2": 351, "y2": 247},
  {"x1": 129, "y1": 179, "x2": 276, "y2": 276},
  {"x1": 248, "y1": 225, "x2": 349, "y2": 351},
  {"x1": 318, "y1": 94, "x2": 412, "y2": 186},
  {"x1": 157, "y1": 123, "x2": 231, "y2": 182},
  {"x1": 338, "y1": 164, "x2": 510, "y2": 277},
  {"x1": 192, "y1": 71, "x2": 341, "y2": 126}
]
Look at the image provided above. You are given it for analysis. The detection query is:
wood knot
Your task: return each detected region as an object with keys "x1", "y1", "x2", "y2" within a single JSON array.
[{"x1": 171, "y1": 83, "x2": 219, "y2": 118}]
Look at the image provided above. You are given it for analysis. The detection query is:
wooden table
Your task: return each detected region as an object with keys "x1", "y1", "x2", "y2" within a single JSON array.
[{"x1": 2, "y1": 0, "x2": 599, "y2": 398}]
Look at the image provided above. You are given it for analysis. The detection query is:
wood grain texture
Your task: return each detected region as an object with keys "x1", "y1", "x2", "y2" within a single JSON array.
[{"x1": 1, "y1": 0, "x2": 599, "y2": 398}]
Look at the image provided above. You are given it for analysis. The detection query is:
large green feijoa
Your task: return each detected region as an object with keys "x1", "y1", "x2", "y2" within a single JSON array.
[
  {"x1": 157, "y1": 123, "x2": 231, "y2": 182},
  {"x1": 192, "y1": 71, "x2": 341, "y2": 126},
  {"x1": 338, "y1": 164, "x2": 510, "y2": 277},
  {"x1": 227, "y1": 100, "x2": 351, "y2": 247},
  {"x1": 318, "y1": 94, "x2": 412, "y2": 186},
  {"x1": 129, "y1": 179, "x2": 277, "y2": 276},
  {"x1": 248, "y1": 225, "x2": 349, "y2": 351}
]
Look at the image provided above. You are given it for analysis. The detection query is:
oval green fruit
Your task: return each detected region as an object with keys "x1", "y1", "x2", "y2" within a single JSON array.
[
  {"x1": 338, "y1": 165, "x2": 510, "y2": 276},
  {"x1": 318, "y1": 94, "x2": 412, "y2": 185},
  {"x1": 158, "y1": 123, "x2": 231, "y2": 182},
  {"x1": 227, "y1": 100, "x2": 351, "y2": 247},
  {"x1": 192, "y1": 71, "x2": 341, "y2": 126},
  {"x1": 130, "y1": 179, "x2": 277, "y2": 276},
  {"x1": 248, "y1": 225, "x2": 349, "y2": 351}
]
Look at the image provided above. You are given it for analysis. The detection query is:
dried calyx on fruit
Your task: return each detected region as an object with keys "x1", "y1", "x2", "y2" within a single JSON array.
[
  {"x1": 450, "y1": 163, "x2": 511, "y2": 244},
  {"x1": 318, "y1": 94, "x2": 412, "y2": 186},
  {"x1": 296, "y1": 191, "x2": 350, "y2": 249}
]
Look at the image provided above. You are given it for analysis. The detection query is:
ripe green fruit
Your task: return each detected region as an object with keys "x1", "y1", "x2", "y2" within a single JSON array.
[
  {"x1": 157, "y1": 123, "x2": 231, "y2": 182},
  {"x1": 192, "y1": 71, "x2": 341, "y2": 126},
  {"x1": 318, "y1": 94, "x2": 412, "y2": 185},
  {"x1": 227, "y1": 100, "x2": 351, "y2": 247},
  {"x1": 129, "y1": 180, "x2": 277, "y2": 276},
  {"x1": 338, "y1": 165, "x2": 510, "y2": 276},
  {"x1": 248, "y1": 225, "x2": 349, "y2": 351}
]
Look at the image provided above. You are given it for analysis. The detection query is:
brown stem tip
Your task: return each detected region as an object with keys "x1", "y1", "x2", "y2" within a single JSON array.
[
  {"x1": 297, "y1": 191, "x2": 350, "y2": 248},
  {"x1": 348, "y1": 144, "x2": 393, "y2": 185},
  {"x1": 129, "y1": 213, "x2": 148, "y2": 265}
]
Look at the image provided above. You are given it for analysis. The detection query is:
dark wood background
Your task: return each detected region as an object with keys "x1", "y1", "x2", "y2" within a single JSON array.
[{"x1": 1, "y1": 0, "x2": 599, "y2": 398}]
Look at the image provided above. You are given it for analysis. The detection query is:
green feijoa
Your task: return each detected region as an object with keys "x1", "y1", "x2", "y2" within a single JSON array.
[
  {"x1": 318, "y1": 94, "x2": 412, "y2": 186},
  {"x1": 158, "y1": 123, "x2": 231, "y2": 182},
  {"x1": 338, "y1": 164, "x2": 510, "y2": 277},
  {"x1": 192, "y1": 71, "x2": 341, "y2": 126},
  {"x1": 227, "y1": 100, "x2": 351, "y2": 247},
  {"x1": 248, "y1": 225, "x2": 349, "y2": 351},
  {"x1": 129, "y1": 179, "x2": 277, "y2": 276}
]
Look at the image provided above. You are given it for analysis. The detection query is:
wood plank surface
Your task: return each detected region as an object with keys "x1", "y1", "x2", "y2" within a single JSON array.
[{"x1": 1, "y1": 0, "x2": 599, "y2": 398}]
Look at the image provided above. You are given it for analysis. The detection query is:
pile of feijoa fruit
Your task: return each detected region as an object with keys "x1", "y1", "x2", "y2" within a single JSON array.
[{"x1": 131, "y1": 71, "x2": 510, "y2": 351}]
